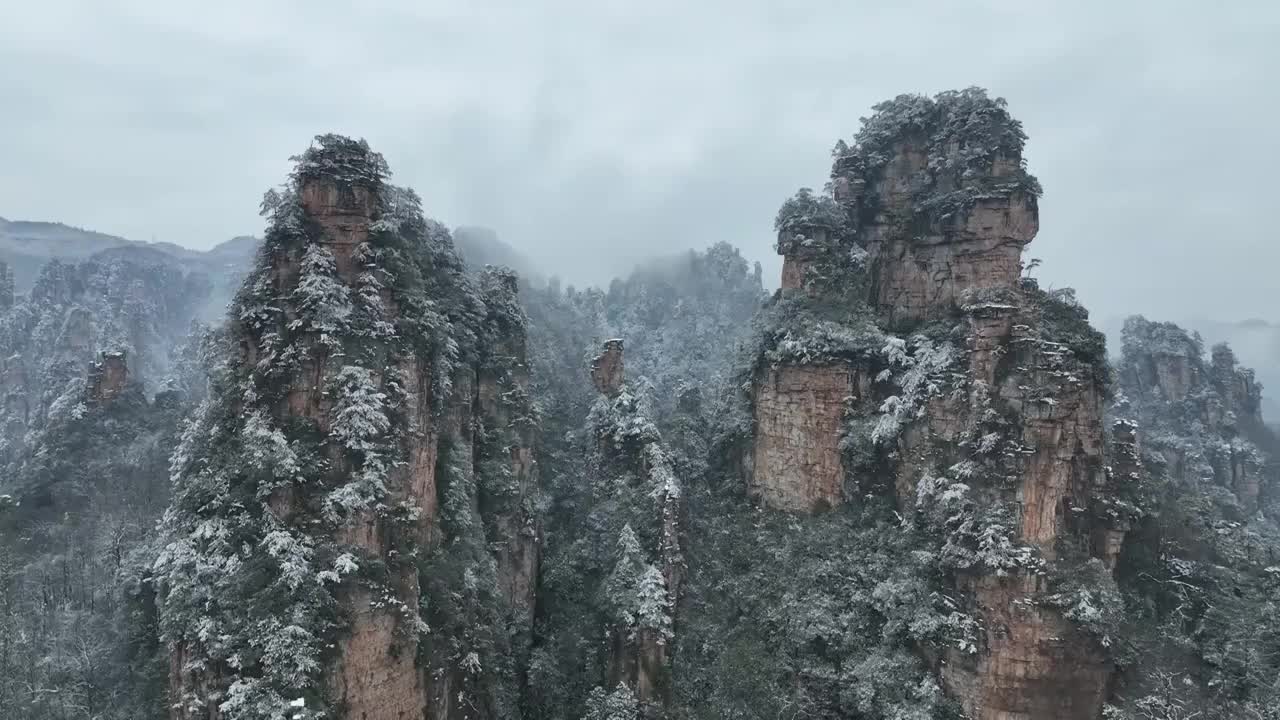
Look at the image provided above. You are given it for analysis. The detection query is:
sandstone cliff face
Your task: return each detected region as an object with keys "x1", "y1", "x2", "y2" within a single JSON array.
[
  {"x1": 160, "y1": 135, "x2": 537, "y2": 720},
  {"x1": 87, "y1": 350, "x2": 130, "y2": 405},
  {"x1": 836, "y1": 157, "x2": 1038, "y2": 329},
  {"x1": 749, "y1": 364, "x2": 864, "y2": 512},
  {"x1": 745, "y1": 90, "x2": 1120, "y2": 719},
  {"x1": 777, "y1": 228, "x2": 831, "y2": 294},
  {"x1": 298, "y1": 178, "x2": 378, "y2": 282},
  {"x1": 591, "y1": 339, "x2": 625, "y2": 397},
  {"x1": 928, "y1": 314, "x2": 1113, "y2": 720}
]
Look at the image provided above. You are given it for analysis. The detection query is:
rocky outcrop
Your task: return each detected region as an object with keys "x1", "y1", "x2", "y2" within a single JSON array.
[
  {"x1": 1096, "y1": 420, "x2": 1140, "y2": 570},
  {"x1": 584, "y1": 340, "x2": 683, "y2": 709},
  {"x1": 1211, "y1": 343, "x2": 1264, "y2": 424},
  {"x1": 1, "y1": 353, "x2": 28, "y2": 441},
  {"x1": 160, "y1": 135, "x2": 538, "y2": 720},
  {"x1": 477, "y1": 268, "x2": 541, "y2": 627},
  {"x1": 777, "y1": 227, "x2": 831, "y2": 293},
  {"x1": 591, "y1": 339, "x2": 625, "y2": 397},
  {"x1": 745, "y1": 90, "x2": 1119, "y2": 719},
  {"x1": 1118, "y1": 317, "x2": 1271, "y2": 512},
  {"x1": 0, "y1": 260, "x2": 12, "y2": 310},
  {"x1": 828, "y1": 120, "x2": 1039, "y2": 329},
  {"x1": 942, "y1": 572, "x2": 1112, "y2": 718},
  {"x1": 748, "y1": 364, "x2": 865, "y2": 512},
  {"x1": 59, "y1": 307, "x2": 95, "y2": 359},
  {"x1": 87, "y1": 350, "x2": 129, "y2": 405},
  {"x1": 297, "y1": 172, "x2": 377, "y2": 281}
]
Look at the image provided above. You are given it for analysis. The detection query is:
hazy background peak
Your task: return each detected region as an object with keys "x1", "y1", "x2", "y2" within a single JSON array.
[{"x1": 2, "y1": 0, "x2": 1277, "y2": 328}]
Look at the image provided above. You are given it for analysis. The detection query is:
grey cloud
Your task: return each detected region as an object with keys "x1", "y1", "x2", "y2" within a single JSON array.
[{"x1": 2, "y1": 0, "x2": 1278, "y2": 330}]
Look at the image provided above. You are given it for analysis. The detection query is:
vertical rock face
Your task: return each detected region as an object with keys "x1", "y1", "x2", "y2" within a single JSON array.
[
  {"x1": 158, "y1": 135, "x2": 537, "y2": 720},
  {"x1": 0, "y1": 261, "x2": 12, "y2": 310},
  {"x1": 87, "y1": 350, "x2": 129, "y2": 404},
  {"x1": 59, "y1": 307, "x2": 95, "y2": 359},
  {"x1": 942, "y1": 574, "x2": 1111, "y2": 718},
  {"x1": 748, "y1": 365, "x2": 861, "y2": 512},
  {"x1": 778, "y1": 227, "x2": 831, "y2": 293},
  {"x1": 1096, "y1": 420, "x2": 1140, "y2": 570},
  {"x1": 1151, "y1": 354, "x2": 1197, "y2": 403},
  {"x1": 1211, "y1": 343, "x2": 1264, "y2": 424},
  {"x1": 1117, "y1": 317, "x2": 1270, "y2": 512},
  {"x1": 745, "y1": 89, "x2": 1118, "y2": 719},
  {"x1": 898, "y1": 298, "x2": 1114, "y2": 720},
  {"x1": 477, "y1": 268, "x2": 541, "y2": 626},
  {"x1": 298, "y1": 177, "x2": 377, "y2": 281},
  {"x1": 828, "y1": 108, "x2": 1040, "y2": 329},
  {"x1": 581, "y1": 340, "x2": 683, "y2": 710},
  {"x1": 591, "y1": 339, "x2": 625, "y2": 396},
  {"x1": 1, "y1": 354, "x2": 29, "y2": 441}
]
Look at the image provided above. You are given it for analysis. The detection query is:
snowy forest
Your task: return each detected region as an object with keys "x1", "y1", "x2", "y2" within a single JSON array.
[{"x1": 1, "y1": 90, "x2": 1278, "y2": 720}]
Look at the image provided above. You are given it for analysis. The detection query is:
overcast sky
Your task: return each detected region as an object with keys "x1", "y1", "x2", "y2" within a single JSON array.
[{"x1": 2, "y1": 0, "x2": 1277, "y2": 327}]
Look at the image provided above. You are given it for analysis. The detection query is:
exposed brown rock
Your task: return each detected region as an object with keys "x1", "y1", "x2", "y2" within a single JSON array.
[
  {"x1": 881, "y1": 316, "x2": 1113, "y2": 720},
  {"x1": 942, "y1": 573, "x2": 1111, "y2": 720},
  {"x1": 591, "y1": 339, "x2": 625, "y2": 397},
  {"x1": 168, "y1": 644, "x2": 223, "y2": 720},
  {"x1": 1001, "y1": 338, "x2": 1107, "y2": 552},
  {"x1": 175, "y1": 169, "x2": 440, "y2": 720},
  {"x1": 328, "y1": 579, "x2": 427, "y2": 720},
  {"x1": 778, "y1": 228, "x2": 830, "y2": 294},
  {"x1": 1121, "y1": 329, "x2": 1269, "y2": 510},
  {"x1": 399, "y1": 355, "x2": 441, "y2": 544},
  {"x1": 966, "y1": 307, "x2": 1016, "y2": 387},
  {"x1": 326, "y1": 388, "x2": 437, "y2": 720},
  {"x1": 748, "y1": 365, "x2": 862, "y2": 512},
  {"x1": 844, "y1": 144, "x2": 1038, "y2": 329},
  {"x1": 590, "y1": 362, "x2": 684, "y2": 708},
  {"x1": 608, "y1": 627, "x2": 669, "y2": 706},
  {"x1": 87, "y1": 350, "x2": 129, "y2": 405},
  {"x1": 299, "y1": 177, "x2": 377, "y2": 281},
  {"x1": 1224, "y1": 442, "x2": 1262, "y2": 514}
]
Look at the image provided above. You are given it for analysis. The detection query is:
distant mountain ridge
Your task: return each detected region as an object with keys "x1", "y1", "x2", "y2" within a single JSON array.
[
  {"x1": 2, "y1": 217, "x2": 537, "y2": 290},
  {"x1": 0, "y1": 216, "x2": 257, "y2": 292}
]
